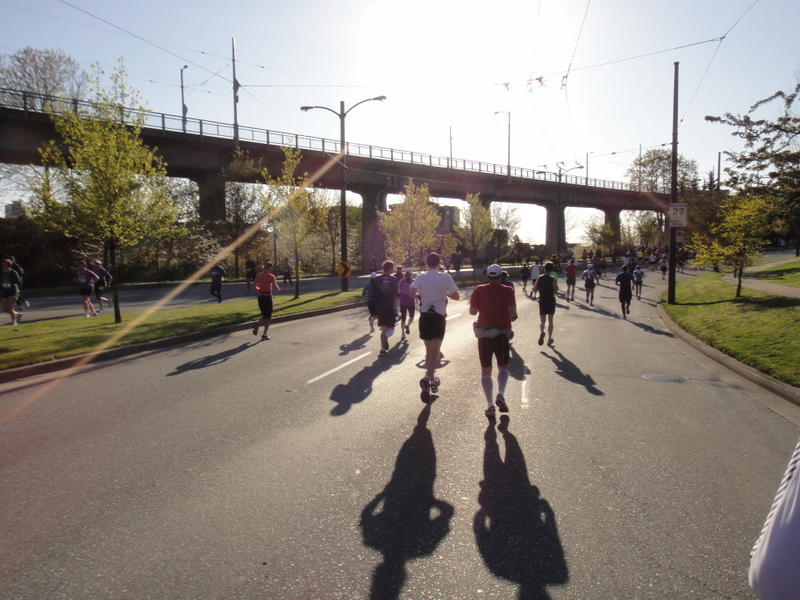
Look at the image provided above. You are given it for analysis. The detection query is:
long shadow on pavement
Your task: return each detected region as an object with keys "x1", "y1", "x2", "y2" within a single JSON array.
[
  {"x1": 541, "y1": 348, "x2": 604, "y2": 396},
  {"x1": 474, "y1": 416, "x2": 569, "y2": 599},
  {"x1": 166, "y1": 342, "x2": 255, "y2": 376},
  {"x1": 360, "y1": 403, "x2": 454, "y2": 600},
  {"x1": 329, "y1": 342, "x2": 409, "y2": 416}
]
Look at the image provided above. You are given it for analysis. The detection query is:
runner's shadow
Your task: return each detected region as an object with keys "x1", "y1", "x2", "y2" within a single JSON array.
[
  {"x1": 360, "y1": 404, "x2": 454, "y2": 600},
  {"x1": 474, "y1": 417, "x2": 569, "y2": 599},
  {"x1": 339, "y1": 333, "x2": 373, "y2": 355},
  {"x1": 167, "y1": 342, "x2": 254, "y2": 376},
  {"x1": 508, "y1": 344, "x2": 529, "y2": 382},
  {"x1": 329, "y1": 345, "x2": 408, "y2": 416},
  {"x1": 542, "y1": 348, "x2": 604, "y2": 396}
]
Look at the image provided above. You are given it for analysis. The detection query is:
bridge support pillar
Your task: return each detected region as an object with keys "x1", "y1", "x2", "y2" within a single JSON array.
[
  {"x1": 545, "y1": 203, "x2": 560, "y2": 256},
  {"x1": 352, "y1": 183, "x2": 391, "y2": 272},
  {"x1": 603, "y1": 209, "x2": 622, "y2": 248},
  {"x1": 195, "y1": 173, "x2": 227, "y2": 223}
]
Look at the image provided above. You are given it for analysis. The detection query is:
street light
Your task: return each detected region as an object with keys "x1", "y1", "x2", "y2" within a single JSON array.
[
  {"x1": 180, "y1": 65, "x2": 188, "y2": 133},
  {"x1": 300, "y1": 96, "x2": 387, "y2": 291},
  {"x1": 556, "y1": 162, "x2": 584, "y2": 253},
  {"x1": 494, "y1": 111, "x2": 511, "y2": 182}
]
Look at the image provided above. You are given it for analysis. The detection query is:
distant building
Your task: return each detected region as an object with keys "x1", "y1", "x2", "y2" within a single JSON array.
[{"x1": 4, "y1": 201, "x2": 23, "y2": 219}]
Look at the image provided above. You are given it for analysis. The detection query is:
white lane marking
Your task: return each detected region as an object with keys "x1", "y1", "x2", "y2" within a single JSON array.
[
  {"x1": 521, "y1": 370, "x2": 531, "y2": 410},
  {"x1": 446, "y1": 312, "x2": 462, "y2": 321},
  {"x1": 306, "y1": 351, "x2": 372, "y2": 384}
]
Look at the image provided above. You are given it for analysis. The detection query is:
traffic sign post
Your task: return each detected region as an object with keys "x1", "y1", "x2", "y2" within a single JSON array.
[{"x1": 337, "y1": 262, "x2": 352, "y2": 278}]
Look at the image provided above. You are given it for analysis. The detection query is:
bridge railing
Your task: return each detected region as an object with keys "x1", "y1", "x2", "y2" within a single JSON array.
[{"x1": 1, "y1": 88, "x2": 636, "y2": 192}]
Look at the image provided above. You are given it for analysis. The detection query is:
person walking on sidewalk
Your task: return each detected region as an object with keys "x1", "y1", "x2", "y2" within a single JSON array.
[
  {"x1": 1, "y1": 259, "x2": 22, "y2": 326},
  {"x1": 410, "y1": 253, "x2": 460, "y2": 402},
  {"x1": 470, "y1": 263, "x2": 517, "y2": 418},
  {"x1": 373, "y1": 260, "x2": 399, "y2": 357},
  {"x1": 252, "y1": 262, "x2": 281, "y2": 340},
  {"x1": 75, "y1": 261, "x2": 100, "y2": 317},
  {"x1": 531, "y1": 261, "x2": 559, "y2": 347},
  {"x1": 209, "y1": 262, "x2": 227, "y2": 303},
  {"x1": 282, "y1": 258, "x2": 293, "y2": 285}
]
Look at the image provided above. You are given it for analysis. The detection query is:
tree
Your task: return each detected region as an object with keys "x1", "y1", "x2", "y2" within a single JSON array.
[
  {"x1": 27, "y1": 61, "x2": 178, "y2": 323},
  {"x1": 452, "y1": 192, "x2": 493, "y2": 271},
  {"x1": 582, "y1": 215, "x2": 615, "y2": 254},
  {"x1": 706, "y1": 82, "x2": 800, "y2": 256},
  {"x1": 221, "y1": 151, "x2": 268, "y2": 278},
  {"x1": 265, "y1": 147, "x2": 315, "y2": 299},
  {"x1": 692, "y1": 194, "x2": 778, "y2": 296},
  {"x1": 0, "y1": 48, "x2": 89, "y2": 209},
  {"x1": 378, "y1": 182, "x2": 441, "y2": 265},
  {"x1": 625, "y1": 148, "x2": 699, "y2": 195},
  {"x1": 0, "y1": 46, "x2": 88, "y2": 106},
  {"x1": 491, "y1": 203, "x2": 522, "y2": 261}
]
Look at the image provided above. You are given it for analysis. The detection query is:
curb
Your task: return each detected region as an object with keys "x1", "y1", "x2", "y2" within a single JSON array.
[
  {"x1": 0, "y1": 302, "x2": 363, "y2": 385},
  {"x1": 657, "y1": 303, "x2": 800, "y2": 408}
]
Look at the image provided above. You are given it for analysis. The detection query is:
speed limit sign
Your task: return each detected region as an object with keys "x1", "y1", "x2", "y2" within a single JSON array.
[{"x1": 670, "y1": 203, "x2": 688, "y2": 227}]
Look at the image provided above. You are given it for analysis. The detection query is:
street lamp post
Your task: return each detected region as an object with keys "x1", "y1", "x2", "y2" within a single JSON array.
[
  {"x1": 180, "y1": 65, "x2": 188, "y2": 133},
  {"x1": 301, "y1": 96, "x2": 386, "y2": 292},
  {"x1": 494, "y1": 111, "x2": 511, "y2": 183},
  {"x1": 556, "y1": 162, "x2": 584, "y2": 253}
]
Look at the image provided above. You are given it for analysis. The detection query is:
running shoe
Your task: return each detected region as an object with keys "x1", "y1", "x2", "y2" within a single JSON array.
[
  {"x1": 430, "y1": 377, "x2": 440, "y2": 394},
  {"x1": 538, "y1": 332, "x2": 545, "y2": 346},
  {"x1": 495, "y1": 393, "x2": 509, "y2": 413},
  {"x1": 419, "y1": 377, "x2": 431, "y2": 403},
  {"x1": 405, "y1": 325, "x2": 410, "y2": 335},
  {"x1": 485, "y1": 405, "x2": 496, "y2": 418},
  {"x1": 379, "y1": 349, "x2": 387, "y2": 357},
  {"x1": 252, "y1": 325, "x2": 258, "y2": 336},
  {"x1": 261, "y1": 335, "x2": 270, "y2": 340}
]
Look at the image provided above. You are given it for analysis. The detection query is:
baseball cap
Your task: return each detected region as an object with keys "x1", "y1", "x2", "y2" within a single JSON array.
[{"x1": 486, "y1": 264, "x2": 502, "y2": 277}]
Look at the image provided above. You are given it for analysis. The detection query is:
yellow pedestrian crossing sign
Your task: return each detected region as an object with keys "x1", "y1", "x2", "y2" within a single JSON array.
[{"x1": 337, "y1": 262, "x2": 352, "y2": 277}]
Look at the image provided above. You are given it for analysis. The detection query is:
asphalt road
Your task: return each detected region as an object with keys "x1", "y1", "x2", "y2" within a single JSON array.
[{"x1": 1, "y1": 270, "x2": 799, "y2": 599}]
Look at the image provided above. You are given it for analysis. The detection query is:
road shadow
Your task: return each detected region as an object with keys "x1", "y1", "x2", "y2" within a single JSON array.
[
  {"x1": 474, "y1": 416, "x2": 569, "y2": 599},
  {"x1": 628, "y1": 319, "x2": 675, "y2": 337},
  {"x1": 360, "y1": 404, "x2": 454, "y2": 600},
  {"x1": 508, "y1": 343, "x2": 529, "y2": 382},
  {"x1": 339, "y1": 333, "x2": 373, "y2": 356},
  {"x1": 166, "y1": 342, "x2": 254, "y2": 376},
  {"x1": 329, "y1": 344, "x2": 409, "y2": 416},
  {"x1": 541, "y1": 348, "x2": 604, "y2": 396}
]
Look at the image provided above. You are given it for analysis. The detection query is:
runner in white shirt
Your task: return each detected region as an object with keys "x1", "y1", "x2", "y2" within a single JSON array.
[{"x1": 409, "y1": 253, "x2": 460, "y2": 402}]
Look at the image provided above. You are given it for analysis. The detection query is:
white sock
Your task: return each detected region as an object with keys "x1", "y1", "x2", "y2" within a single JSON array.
[
  {"x1": 481, "y1": 375, "x2": 493, "y2": 405},
  {"x1": 497, "y1": 369, "x2": 509, "y2": 396}
]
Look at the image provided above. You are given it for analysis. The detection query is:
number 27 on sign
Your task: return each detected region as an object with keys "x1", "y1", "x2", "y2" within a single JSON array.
[{"x1": 670, "y1": 203, "x2": 687, "y2": 227}]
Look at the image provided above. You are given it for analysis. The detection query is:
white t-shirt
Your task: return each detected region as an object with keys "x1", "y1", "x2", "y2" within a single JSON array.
[
  {"x1": 530, "y1": 264, "x2": 541, "y2": 280},
  {"x1": 749, "y1": 438, "x2": 800, "y2": 599},
  {"x1": 410, "y1": 268, "x2": 458, "y2": 315}
]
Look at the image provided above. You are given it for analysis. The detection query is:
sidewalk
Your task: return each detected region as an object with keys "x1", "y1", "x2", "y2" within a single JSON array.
[{"x1": 722, "y1": 253, "x2": 800, "y2": 298}]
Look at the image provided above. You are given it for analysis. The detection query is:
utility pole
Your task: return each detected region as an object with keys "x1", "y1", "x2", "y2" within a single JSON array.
[
  {"x1": 668, "y1": 62, "x2": 679, "y2": 305},
  {"x1": 232, "y1": 38, "x2": 240, "y2": 149}
]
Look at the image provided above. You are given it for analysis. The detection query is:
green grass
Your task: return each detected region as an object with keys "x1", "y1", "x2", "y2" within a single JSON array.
[
  {"x1": 0, "y1": 289, "x2": 363, "y2": 371},
  {"x1": 663, "y1": 272, "x2": 800, "y2": 387},
  {"x1": 753, "y1": 259, "x2": 800, "y2": 289}
]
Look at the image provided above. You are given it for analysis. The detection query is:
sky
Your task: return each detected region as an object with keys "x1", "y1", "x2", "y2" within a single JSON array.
[{"x1": 2, "y1": 0, "x2": 799, "y2": 244}]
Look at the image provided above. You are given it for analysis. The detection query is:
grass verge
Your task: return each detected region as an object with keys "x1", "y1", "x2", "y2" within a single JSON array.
[
  {"x1": 663, "y1": 272, "x2": 800, "y2": 387},
  {"x1": 0, "y1": 289, "x2": 363, "y2": 371}
]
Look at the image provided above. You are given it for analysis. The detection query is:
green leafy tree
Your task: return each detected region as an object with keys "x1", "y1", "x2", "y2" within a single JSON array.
[
  {"x1": 378, "y1": 182, "x2": 441, "y2": 265},
  {"x1": 265, "y1": 147, "x2": 315, "y2": 299},
  {"x1": 706, "y1": 82, "x2": 800, "y2": 256},
  {"x1": 27, "y1": 61, "x2": 177, "y2": 323},
  {"x1": 692, "y1": 194, "x2": 778, "y2": 296},
  {"x1": 452, "y1": 192, "x2": 493, "y2": 271}
]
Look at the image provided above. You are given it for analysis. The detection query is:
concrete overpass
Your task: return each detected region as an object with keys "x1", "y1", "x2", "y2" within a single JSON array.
[{"x1": 0, "y1": 88, "x2": 670, "y2": 263}]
